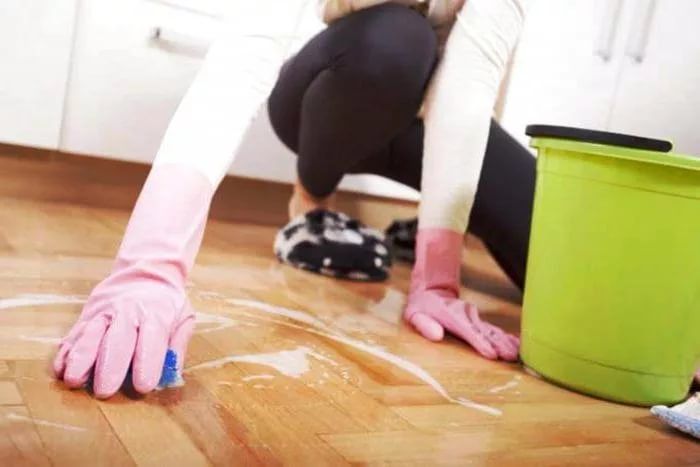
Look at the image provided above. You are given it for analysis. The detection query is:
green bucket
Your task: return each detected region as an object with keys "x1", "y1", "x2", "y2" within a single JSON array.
[{"x1": 521, "y1": 125, "x2": 700, "y2": 406}]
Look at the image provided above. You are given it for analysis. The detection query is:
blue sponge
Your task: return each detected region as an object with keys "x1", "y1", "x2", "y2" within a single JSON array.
[
  {"x1": 651, "y1": 394, "x2": 700, "y2": 439},
  {"x1": 157, "y1": 349, "x2": 184, "y2": 389}
]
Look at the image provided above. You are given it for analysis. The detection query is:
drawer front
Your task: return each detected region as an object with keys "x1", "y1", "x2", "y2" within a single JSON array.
[
  {"x1": 0, "y1": 0, "x2": 78, "y2": 149},
  {"x1": 61, "y1": 0, "x2": 223, "y2": 163}
]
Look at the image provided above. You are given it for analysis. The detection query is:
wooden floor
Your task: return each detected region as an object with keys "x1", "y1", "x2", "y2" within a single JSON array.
[{"x1": 1, "y1": 173, "x2": 699, "y2": 465}]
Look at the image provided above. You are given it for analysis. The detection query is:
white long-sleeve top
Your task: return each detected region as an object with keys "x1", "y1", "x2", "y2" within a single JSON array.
[{"x1": 155, "y1": 0, "x2": 529, "y2": 233}]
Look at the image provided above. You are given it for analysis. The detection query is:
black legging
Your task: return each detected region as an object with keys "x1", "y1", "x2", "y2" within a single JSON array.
[{"x1": 267, "y1": 3, "x2": 536, "y2": 290}]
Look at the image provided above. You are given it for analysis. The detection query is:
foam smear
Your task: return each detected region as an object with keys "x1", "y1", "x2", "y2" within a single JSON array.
[
  {"x1": 242, "y1": 374, "x2": 275, "y2": 382},
  {"x1": 367, "y1": 288, "x2": 405, "y2": 324},
  {"x1": 0, "y1": 293, "x2": 236, "y2": 336},
  {"x1": 6, "y1": 413, "x2": 86, "y2": 432},
  {"x1": 225, "y1": 298, "x2": 502, "y2": 416},
  {"x1": 17, "y1": 335, "x2": 61, "y2": 345},
  {"x1": 0, "y1": 294, "x2": 86, "y2": 310},
  {"x1": 185, "y1": 346, "x2": 333, "y2": 379},
  {"x1": 195, "y1": 312, "x2": 237, "y2": 334},
  {"x1": 488, "y1": 375, "x2": 522, "y2": 394}
]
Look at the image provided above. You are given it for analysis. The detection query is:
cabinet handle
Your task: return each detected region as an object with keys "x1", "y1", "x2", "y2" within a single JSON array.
[
  {"x1": 594, "y1": 0, "x2": 623, "y2": 62},
  {"x1": 146, "y1": 0, "x2": 221, "y2": 19},
  {"x1": 151, "y1": 27, "x2": 213, "y2": 56},
  {"x1": 626, "y1": 0, "x2": 657, "y2": 63}
]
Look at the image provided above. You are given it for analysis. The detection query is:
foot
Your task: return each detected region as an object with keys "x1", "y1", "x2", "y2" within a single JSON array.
[
  {"x1": 275, "y1": 209, "x2": 391, "y2": 282},
  {"x1": 385, "y1": 218, "x2": 418, "y2": 263},
  {"x1": 288, "y1": 180, "x2": 337, "y2": 220}
]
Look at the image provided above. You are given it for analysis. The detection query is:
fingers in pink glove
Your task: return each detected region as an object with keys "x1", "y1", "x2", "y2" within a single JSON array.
[
  {"x1": 132, "y1": 317, "x2": 170, "y2": 393},
  {"x1": 53, "y1": 320, "x2": 88, "y2": 379},
  {"x1": 408, "y1": 312, "x2": 445, "y2": 342},
  {"x1": 93, "y1": 313, "x2": 138, "y2": 399},
  {"x1": 169, "y1": 315, "x2": 196, "y2": 373},
  {"x1": 408, "y1": 299, "x2": 499, "y2": 360},
  {"x1": 466, "y1": 306, "x2": 519, "y2": 362},
  {"x1": 62, "y1": 318, "x2": 109, "y2": 388},
  {"x1": 443, "y1": 304, "x2": 499, "y2": 360}
]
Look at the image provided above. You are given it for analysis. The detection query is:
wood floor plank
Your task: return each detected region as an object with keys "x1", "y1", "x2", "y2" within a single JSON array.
[
  {"x1": 97, "y1": 397, "x2": 210, "y2": 467},
  {"x1": 14, "y1": 361, "x2": 134, "y2": 466},
  {"x1": 0, "y1": 381, "x2": 23, "y2": 406},
  {"x1": 0, "y1": 406, "x2": 51, "y2": 467}
]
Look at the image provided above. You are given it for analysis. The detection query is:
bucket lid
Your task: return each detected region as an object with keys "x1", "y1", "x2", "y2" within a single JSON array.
[
  {"x1": 527, "y1": 125, "x2": 700, "y2": 172},
  {"x1": 526, "y1": 125, "x2": 672, "y2": 152}
]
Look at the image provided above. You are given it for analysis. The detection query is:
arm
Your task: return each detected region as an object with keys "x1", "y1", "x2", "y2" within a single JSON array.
[
  {"x1": 53, "y1": 0, "x2": 309, "y2": 398},
  {"x1": 156, "y1": 0, "x2": 310, "y2": 186},
  {"x1": 420, "y1": 0, "x2": 527, "y2": 231},
  {"x1": 406, "y1": 0, "x2": 529, "y2": 360}
]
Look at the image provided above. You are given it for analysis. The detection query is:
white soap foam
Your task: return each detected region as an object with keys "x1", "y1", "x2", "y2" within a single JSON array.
[
  {"x1": 226, "y1": 298, "x2": 502, "y2": 416},
  {"x1": 242, "y1": 374, "x2": 275, "y2": 382},
  {"x1": 488, "y1": 375, "x2": 522, "y2": 394},
  {"x1": 195, "y1": 311, "x2": 238, "y2": 334},
  {"x1": 0, "y1": 294, "x2": 86, "y2": 310},
  {"x1": 6, "y1": 413, "x2": 86, "y2": 432},
  {"x1": 367, "y1": 288, "x2": 406, "y2": 324},
  {"x1": 185, "y1": 346, "x2": 333, "y2": 379},
  {"x1": 17, "y1": 335, "x2": 61, "y2": 345}
]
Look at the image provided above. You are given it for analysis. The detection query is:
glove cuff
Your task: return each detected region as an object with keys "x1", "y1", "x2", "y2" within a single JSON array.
[{"x1": 410, "y1": 228, "x2": 464, "y2": 296}]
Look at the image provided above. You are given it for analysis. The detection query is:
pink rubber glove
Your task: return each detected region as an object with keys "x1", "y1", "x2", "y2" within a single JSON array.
[
  {"x1": 53, "y1": 164, "x2": 213, "y2": 398},
  {"x1": 404, "y1": 229, "x2": 520, "y2": 361}
]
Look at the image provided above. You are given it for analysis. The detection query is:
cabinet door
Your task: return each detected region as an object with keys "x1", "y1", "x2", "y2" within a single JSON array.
[
  {"x1": 500, "y1": 0, "x2": 628, "y2": 149},
  {"x1": 0, "y1": 0, "x2": 77, "y2": 149},
  {"x1": 60, "y1": 0, "x2": 222, "y2": 163},
  {"x1": 608, "y1": 0, "x2": 700, "y2": 155}
]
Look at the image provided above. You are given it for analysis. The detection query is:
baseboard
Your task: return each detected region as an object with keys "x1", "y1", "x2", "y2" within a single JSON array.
[{"x1": 0, "y1": 143, "x2": 417, "y2": 228}]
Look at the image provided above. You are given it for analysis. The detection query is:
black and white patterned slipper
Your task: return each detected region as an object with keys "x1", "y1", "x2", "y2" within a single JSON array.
[
  {"x1": 274, "y1": 209, "x2": 392, "y2": 281},
  {"x1": 385, "y1": 218, "x2": 418, "y2": 263}
]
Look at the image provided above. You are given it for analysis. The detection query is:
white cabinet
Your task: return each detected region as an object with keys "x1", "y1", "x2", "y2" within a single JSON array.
[
  {"x1": 502, "y1": 0, "x2": 700, "y2": 157},
  {"x1": 608, "y1": 0, "x2": 700, "y2": 155},
  {"x1": 60, "y1": 0, "x2": 222, "y2": 163},
  {"x1": 0, "y1": 0, "x2": 77, "y2": 149},
  {"x1": 501, "y1": 0, "x2": 626, "y2": 148}
]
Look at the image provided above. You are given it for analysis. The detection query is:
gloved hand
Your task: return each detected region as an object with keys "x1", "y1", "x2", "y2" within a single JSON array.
[
  {"x1": 404, "y1": 229, "x2": 520, "y2": 361},
  {"x1": 53, "y1": 164, "x2": 213, "y2": 398}
]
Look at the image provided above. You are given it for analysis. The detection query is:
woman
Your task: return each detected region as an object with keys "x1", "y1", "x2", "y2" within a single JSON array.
[{"x1": 53, "y1": 0, "x2": 532, "y2": 399}]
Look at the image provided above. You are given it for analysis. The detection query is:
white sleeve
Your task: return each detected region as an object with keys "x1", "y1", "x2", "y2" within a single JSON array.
[
  {"x1": 418, "y1": 0, "x2": 529, "y2": 232},
  {"x1": 317, "y1": 0, "x2": 392, "y2": 23},
  {"x1": 153, "y1": 0, "x2": 309, "y2": 187}
]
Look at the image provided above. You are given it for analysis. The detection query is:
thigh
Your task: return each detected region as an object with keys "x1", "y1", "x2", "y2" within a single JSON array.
[
  {"x1": 347, "y1": 119, "x2": 424, "y2": 192},
  {"x1": 469, "y1": 121, "x2": 536, "y2": 289},
  {"x1": 268, "y1": 4, "x2": 437, "y2": 153}
]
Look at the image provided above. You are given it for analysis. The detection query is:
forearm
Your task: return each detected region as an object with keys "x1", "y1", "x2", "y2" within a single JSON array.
[
  {"x1": 419, "y1": 0, "x2": 528, "y2": 232},
  {"x1": 154, "y1": 0, "x2": 309, "y2": 187}
]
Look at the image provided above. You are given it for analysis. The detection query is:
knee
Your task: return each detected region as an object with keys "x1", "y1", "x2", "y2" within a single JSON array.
[
  {"x1": 338, "y1": 4, "x2": 438, "y2": 100},
  {"x1": 267, "y1": 96, "x2": 295, "y2": 152},
  {"x1": 267, "y1": 66, "x2": 297, "y2": 152}
]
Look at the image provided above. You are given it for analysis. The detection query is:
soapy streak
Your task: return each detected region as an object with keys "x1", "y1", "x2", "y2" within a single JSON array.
[
  {"x1": 223, "y1": 298, "x2": 502, "y2": 416},
  {"x1": 194, "y1": 311, "x2": 238, "y2": 333},
  {"x1": 7, "y1": 413, "x2": 86, "y2": 432},
  {"x1": 186, "y1": 346, "x2": 329, "y2": 378},
  {"x1": 17, "y1": 335, "x2": 61, "y2": 345},
  {"x1": 0, "y1": 294, "x2": 235, "y2": 335},
  {"x1": 242, "y1": 374, "x2": 275, "y2": 382},
  {"x1": 0, "y1": 294, "x2": 86, "y2": 310},
  {"x1": 488, "y1": 375, "x2": 521, "y2": 394}
]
